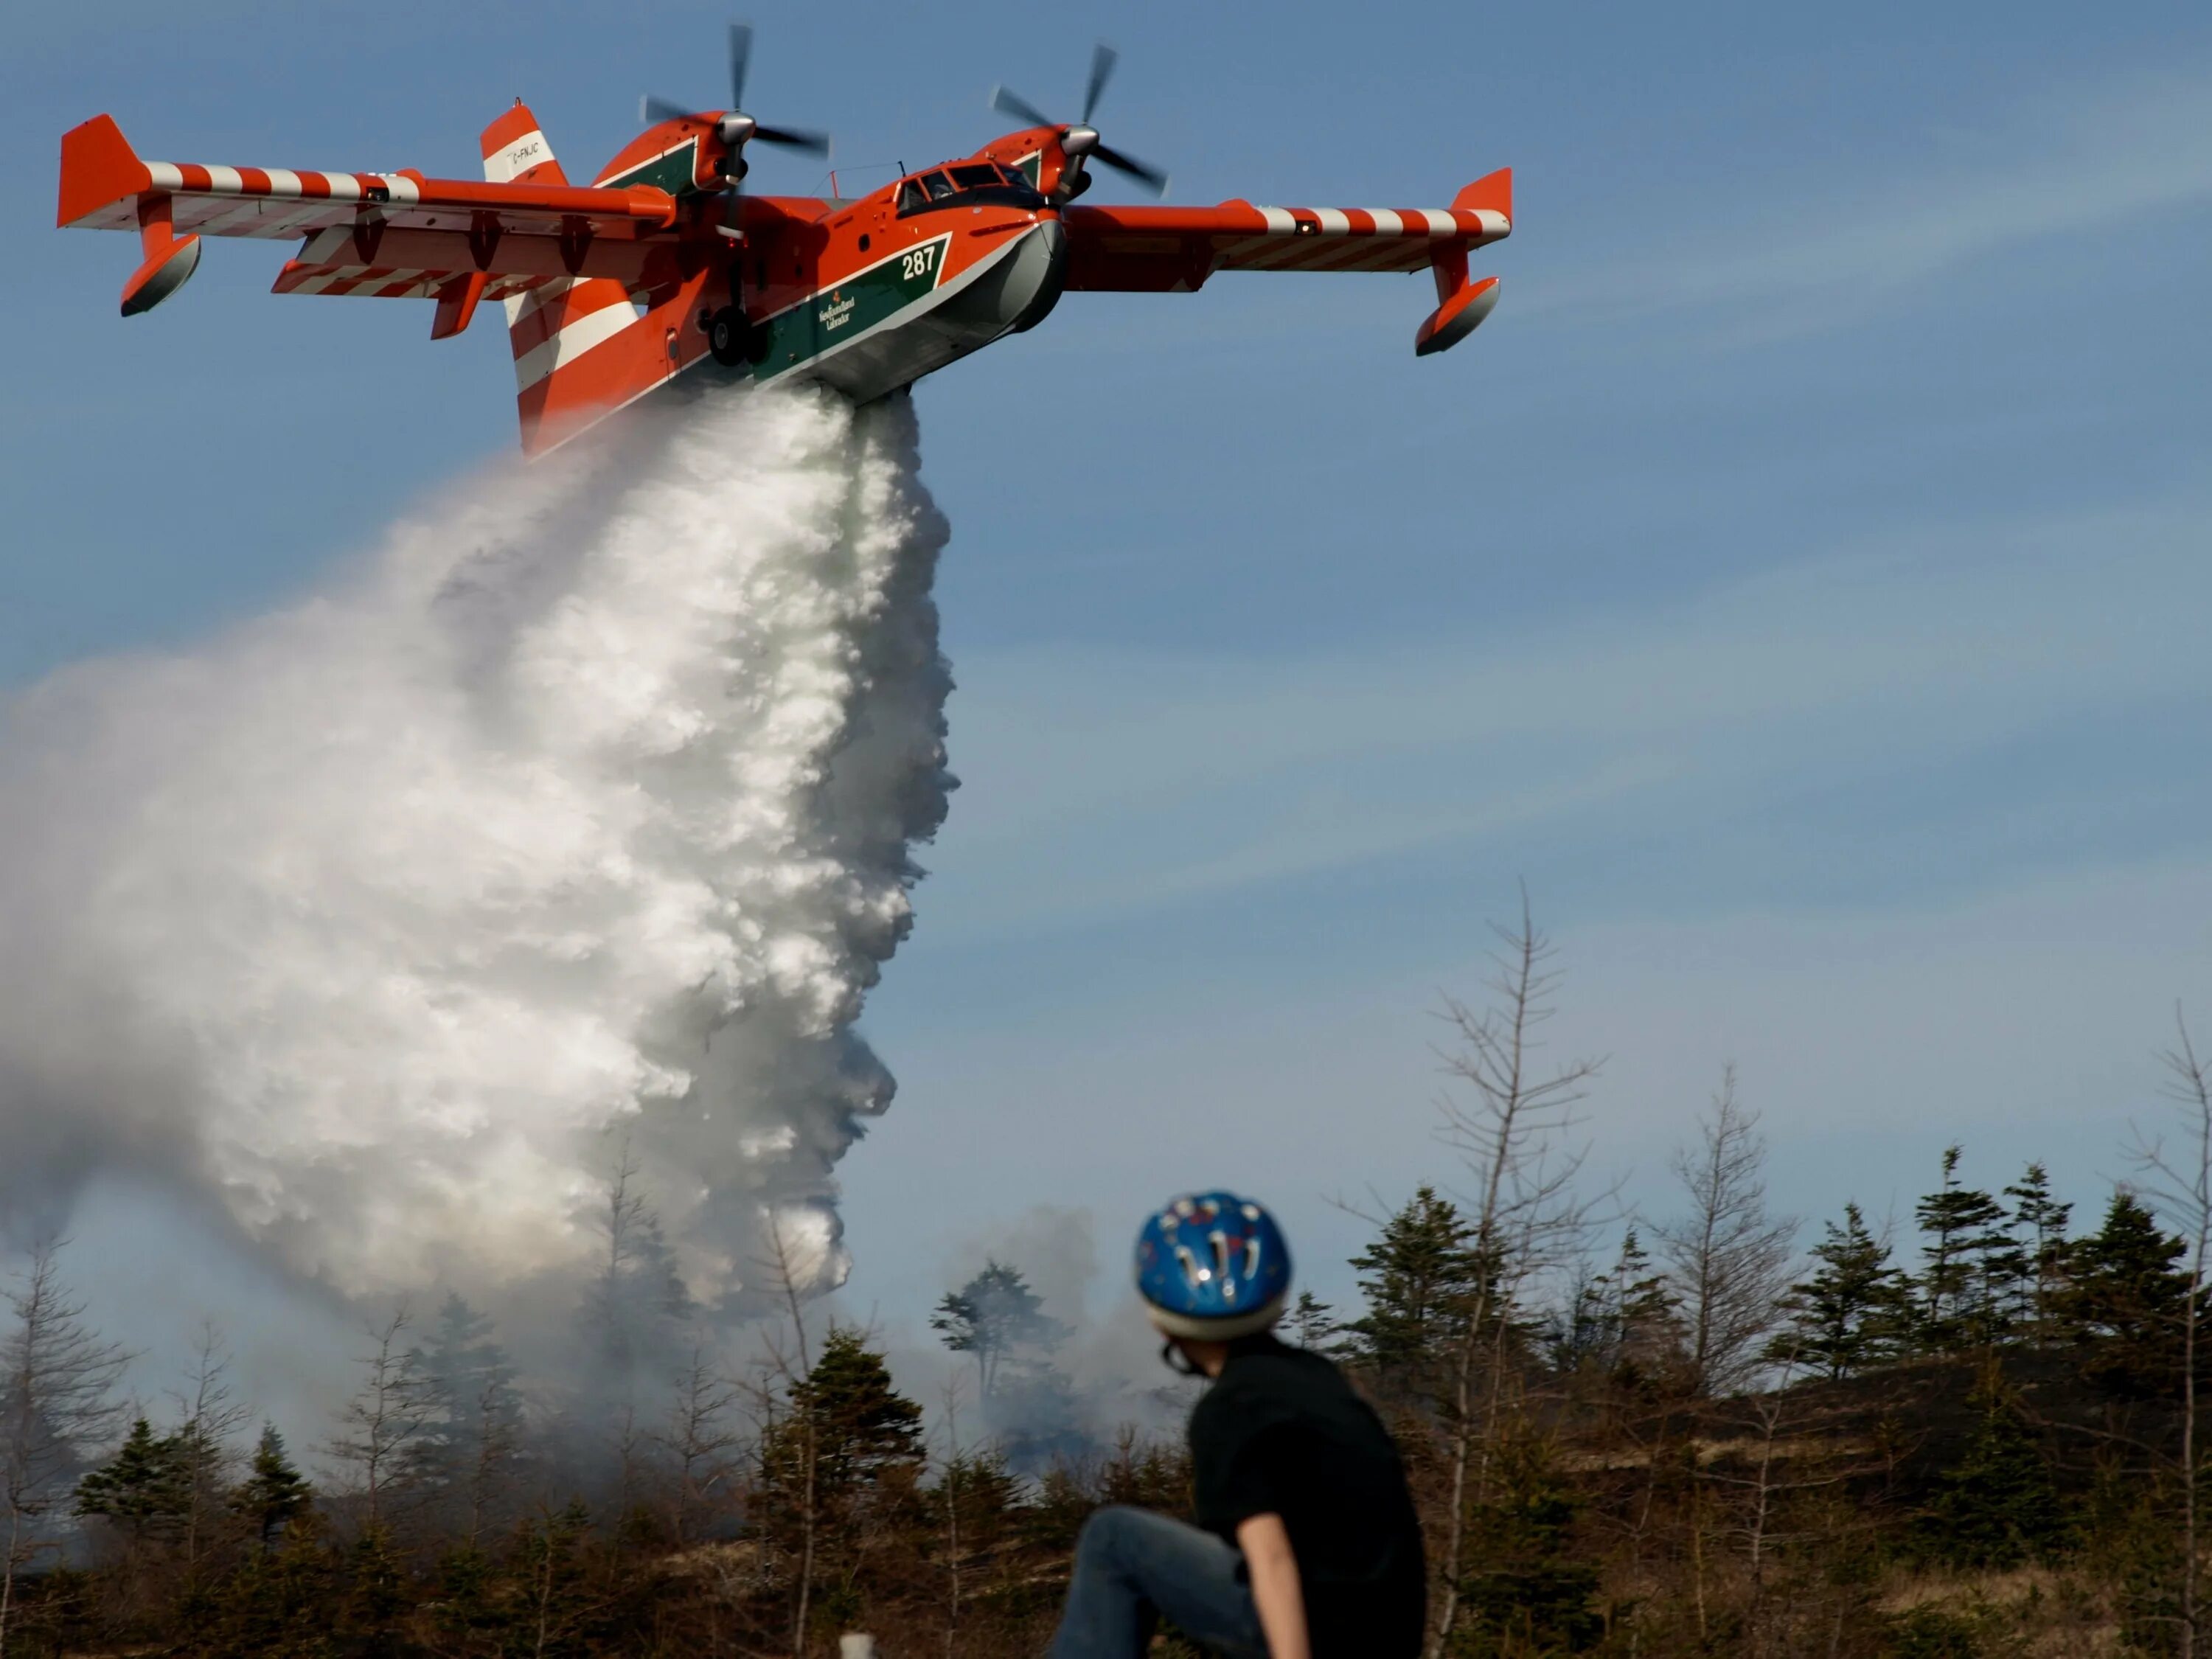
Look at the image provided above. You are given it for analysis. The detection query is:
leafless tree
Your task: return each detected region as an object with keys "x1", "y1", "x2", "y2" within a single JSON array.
[
  {"x1": 321, "y1": 1305, "x2": 425, "y2": 1532},
  {"x1": 655, "y1": 1343, "x2": 742, "y2": 1547},
  {"x1": 936, "y1": 1374, "x2": 971, "y2": 1659},
  {"x1": 752, "y1": 1215, "x2": 818, "y2": 1659},
  {"x1": 0, "y1": 1239, "x2": 129, "y2": 1659},
  {"x1": 168, "y1": 1320, "x2": 251, "y2": 1571},
  {"x1": 462, "y1": 1367, "x2": 526, "y2": 1550},
  {"x1": 2126, "y1": 1006, "x2": 2212, "y2": 1659},
  {"x1": 581, "y1": 1139, "x2": 692, "y2": 1385},
  {"x1": 1655, "y1": 1065, "x2": 1797, "y2": 1398},
  {"x1": 1425, "y1": 891, "x2": 1608, "y2": 1659}
]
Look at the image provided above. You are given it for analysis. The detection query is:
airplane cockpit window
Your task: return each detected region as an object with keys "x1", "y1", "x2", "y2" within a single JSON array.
[{"x1": 895, "y1": 163, "x2": 1048, "y2": 218}]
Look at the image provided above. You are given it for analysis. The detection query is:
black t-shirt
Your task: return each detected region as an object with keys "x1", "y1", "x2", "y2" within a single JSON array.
[{"x1": 1189, "y1": 1338, "x2": 1426, "y2": 1659}]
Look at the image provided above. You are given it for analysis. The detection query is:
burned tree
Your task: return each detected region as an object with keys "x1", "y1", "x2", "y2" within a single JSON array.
[
  {"x1": 1654, "y1": 1065, "x2": 1795, "y2": 1397},
  {"x1": 0, "y1": 1241, "x2": 128, "y2": 1658},
  {"x1": 1424, "y1": 893, "x2": 1607, "y2": 1659}
]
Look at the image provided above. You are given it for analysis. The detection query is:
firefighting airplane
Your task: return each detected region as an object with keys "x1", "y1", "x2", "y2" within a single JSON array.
[{"x1": 57, "y1": 33, "x2": 1512, "y2": 458}]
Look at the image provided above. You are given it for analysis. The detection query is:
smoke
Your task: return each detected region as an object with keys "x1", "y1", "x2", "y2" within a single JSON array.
[{"x1": 0, "y1": 386, "x2": 953, "y2": 1318}]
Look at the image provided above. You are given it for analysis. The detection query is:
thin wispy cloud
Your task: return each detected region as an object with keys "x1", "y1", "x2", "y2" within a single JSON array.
[
  {"x1": 932, "y1": 498, "x2": 2210, "y2": 933},
  {"x1": 1532, "y1": 66, "x2": 2212, "y2": 338}
]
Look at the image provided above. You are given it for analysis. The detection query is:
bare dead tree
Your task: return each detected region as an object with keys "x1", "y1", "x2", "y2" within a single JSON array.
[
  {"x1": 168, "y1": 1320, "x2": 251, "y2": 1573},
  {"x1": 1425, "y1": 891, "x2": 1607, "y2": 1659},
  {"x1": 755, "y1": 1216, "x2": 819, "y2": 1659},
  {"x1": 321, "y1": 1305, "x2": 425, "y2": 1533},
  {"x1": 937, "y1": 1374, "x2": 971, "y2": 1659},
  {"x1": 2127, "y1": 1006, "x2": 2212, "y2": 1659},
  {"x1": 1655, "y1": 1065, "x2": 1797, "y2": 1398},
  {"x1": 0, "y1": 1240, "x2": 129, "y2": 1659},
  {"x1": 655, "y1": 1343, "x2": 742, "y2": 1547},
  {"x1": 463, "y1": 1367, "x2": 525, "y2": 1550}
]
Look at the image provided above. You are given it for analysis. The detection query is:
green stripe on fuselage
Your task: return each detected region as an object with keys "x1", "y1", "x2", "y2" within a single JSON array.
[
  {"x1": 750, "y1": 234, "x2": 951, "y2": 378},
  {"x1": 604, "y1": 137, "x2": 699, "y2": 196}
]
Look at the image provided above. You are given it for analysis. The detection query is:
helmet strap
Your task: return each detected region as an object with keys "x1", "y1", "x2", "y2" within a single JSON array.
[{"x1": 1158, "y1": 1338, "x2": 1205, "y2": 1378}]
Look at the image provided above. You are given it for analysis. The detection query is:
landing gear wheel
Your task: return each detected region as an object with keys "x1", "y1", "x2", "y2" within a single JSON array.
[{"x1": 708, "y1": 307, "x2": 750, "y2": 367}]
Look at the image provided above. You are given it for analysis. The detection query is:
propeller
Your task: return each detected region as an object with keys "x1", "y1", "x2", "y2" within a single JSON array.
[
  {"x1": 991, "y1": 42, "x2": 1168, "y2": 197},
  {"x1": 639, "y1": 23, "x2": 831, "y2": 169}
]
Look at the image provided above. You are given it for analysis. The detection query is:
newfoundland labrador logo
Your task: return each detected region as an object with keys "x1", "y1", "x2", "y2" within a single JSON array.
[{"x1": 818, "y1": 290, "x2": 855, "y2": 332}]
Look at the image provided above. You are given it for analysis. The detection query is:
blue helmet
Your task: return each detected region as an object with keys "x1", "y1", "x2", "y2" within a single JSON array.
[{"x1": 1133, "y1": 1191, "x2": 1293, "y2": 1340}]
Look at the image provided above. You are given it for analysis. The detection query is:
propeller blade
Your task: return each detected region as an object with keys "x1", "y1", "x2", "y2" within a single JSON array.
[
  {"x1": 751, "y1": 123, "x2": 832, "y2": 157},
  {"x1": 1082, "y1": 43, "x2": 1119, "y2": 124},
  {"x1": 641, "y1": 94, "x2": 703, "y2": 126},
  {"x1": 728, "y1": 22, "x2": 754, "y2": 113},
  {"x1": 991, "y1": 84, "x2": 1060, "y2": 130},
  {"x1": 1093, "y1": 142, "x2": 1169, "y2": 196}
]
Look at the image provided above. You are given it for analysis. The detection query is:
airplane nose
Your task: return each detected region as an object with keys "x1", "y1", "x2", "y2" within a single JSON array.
[
  {"x1": 1001, "y1": 218, "x2": 1067, "y2": 334},
  {"x1": 919, "y1": 219, "x2": 1068, "y2": 352},
  {"x1": 978, "y1": 221, "x2": 1062, "y2": 338}
]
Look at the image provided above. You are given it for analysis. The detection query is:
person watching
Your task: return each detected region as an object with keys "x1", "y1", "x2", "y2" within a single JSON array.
[{"x1": 1048, "y1": 1191, "x2": 1427, "y2": 1659}]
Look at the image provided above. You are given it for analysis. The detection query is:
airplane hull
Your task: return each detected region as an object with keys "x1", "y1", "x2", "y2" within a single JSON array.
[{"x1": 706, "y1": 218, "x2": 1066, "y2": 406}]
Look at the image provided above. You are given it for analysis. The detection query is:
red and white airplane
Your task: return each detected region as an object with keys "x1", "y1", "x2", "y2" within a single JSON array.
[{"x1": 58, "y1": 35, "x2": 1512, "y2": 458}]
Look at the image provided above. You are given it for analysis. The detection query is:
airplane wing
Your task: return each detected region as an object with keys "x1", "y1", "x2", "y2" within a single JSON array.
[
  {"x1": 58, "y1": 114, "x2": 684, "y2": 328},
  {"x1": 1062, "y1": 169, "x2": 1512, "y2": 354}
]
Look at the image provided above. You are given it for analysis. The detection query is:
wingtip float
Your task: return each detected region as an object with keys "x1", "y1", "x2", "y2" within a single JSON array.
[{"x1": 58, "y1": 39, "x2": 1512, "y2": 458}]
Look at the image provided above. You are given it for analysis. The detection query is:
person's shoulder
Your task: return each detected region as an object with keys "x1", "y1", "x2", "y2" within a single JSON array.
[{"x1": 1216, "y1": 1340, "x2": 1351, "y2": 1402}]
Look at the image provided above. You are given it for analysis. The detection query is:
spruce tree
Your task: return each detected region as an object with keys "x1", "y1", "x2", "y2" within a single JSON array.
[
  {"x1": 408, "y1": 1293, "x2": 525, "y2": 1534},
  {"x1": 341, "y1": 1522, "x2": 406, "y2": 1657},
  {"x1": 74, "y1": 1417, "x2": 190, "y2": 1541},
  {"x1": 1919, "y1": 1364, "x2": 2067, "y2": 1568},
  {"x1": 1453, "y1": 1430, "x2": 1604, "y2": 1653},
  {"x1": 1914, "y1": 1145, "x2": 2011, "y2": 1350},
  {"x1": 1339, "y1": 1186, "x2": 1481, "y2": 1385},
  {"x1": 502, "y1": 1499, "x2": 594, "y2": 1658},
  {"x1": 2000, "y1": 1162, "x2": 2073, "y2": 1332},
  {"x1": 207, "y1": 1508, "x2": 335, "y2": 1655},
  {"x1": 578, "y1": 1148, "x2": 695, "y2": 1386},
  {"x1": 1767, "y1": 1202, "x2": 1914, "y2": 1379},
  {"x1": 1548, "y1": 1231, "x2": 1675, "y2": 1381},
  {"x1": 2053, "y1": 1191, "x2": 2192, "y2": 1401},
  {"x1": 793, "y1": 1328, "x2": 925, "y2": 1498},
  {"x1": 230, "y1": 1423, "x2": 313, "y2": 1551},
  {"x1": 1286, "y1": 1290, "x2": 1337, "y2": 1350}
]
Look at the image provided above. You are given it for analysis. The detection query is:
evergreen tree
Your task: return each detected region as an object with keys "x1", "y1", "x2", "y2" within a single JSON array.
[
  {"x1": 578, "y1": 1150, "x2": 695, "y2": 1387},
  {"x1": 1918, "y1": 1365, "x2": 2067, "y2": 1568},
  {"x1": 340, "y1": 1522, "x2": 406, "y2": 1658},
  {"x1": 1767, "y1": 1202, "x2": 1915, "y2": 1379},
  {"x1": 1286, "y1": 1290, "x2": 1337, "y2": 1350},
  {"x1": 1548, "y1": 1231, "x2": 1676, "y2": 1381},
  {"x1": 2052, "y1": 1191, "x2": 2193, "y2": 1401},
  {"x1": 930, "y1": 1262, "x2": 1066, "y2": 1400},
  {"x1": 503, "y1": 1500, "x2": 595, "y2": 1659},
  {"x1": 74, "y1": 1417, "x2": 190, "y2": 1541},
  {"x1": 1339, "y1": 1186, "x2": 1481, "y2": 1382},
  {"x1": 1453, "y1": 1430, "x2": 1604, "y2": 1654},
  {"x1": 1913, "y1": 1145, "x2": 2011, "y2": 1350},
  {"x1": 230, "y1": 1423, "x2": 313, "y2": 1552},
  {"x1": 407, "y1": 1293, "x2": 525, "y2": 1534},
  {"x1": 792, "y1": 1328, "x2": 925, "y2": 1497},
  {"x1": 2000, "y1": 1162, "x2": 2073, "y2": 1331},
  {"x1": 206, "y1": 1509, "x2": 337, "y2": 1657}
]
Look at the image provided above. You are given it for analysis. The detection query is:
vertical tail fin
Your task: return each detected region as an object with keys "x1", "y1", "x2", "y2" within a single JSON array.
[{"x1": 479, "y1": 103, "x2": 674, "y2": 456}]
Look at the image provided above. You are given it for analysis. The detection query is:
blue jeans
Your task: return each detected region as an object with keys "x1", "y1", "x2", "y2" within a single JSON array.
[{"x1": 1049, "y1": 1506, "x2": 1267, "y2": 1658}]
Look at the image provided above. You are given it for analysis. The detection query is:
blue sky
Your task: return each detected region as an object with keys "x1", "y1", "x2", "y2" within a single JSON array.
[{"x1": 5, "y1": 0, "x2": 2211, "y2": 1357}]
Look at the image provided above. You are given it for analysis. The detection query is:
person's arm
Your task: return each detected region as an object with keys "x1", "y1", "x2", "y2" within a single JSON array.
[{"x1": 1237, "y1": 1512, "x2": 1311, "y2": 1659}]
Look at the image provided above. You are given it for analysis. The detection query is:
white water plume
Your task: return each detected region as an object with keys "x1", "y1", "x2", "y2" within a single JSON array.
[{"x1": 0, "y1": 386, "x2": 953, "y2": 1310}]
